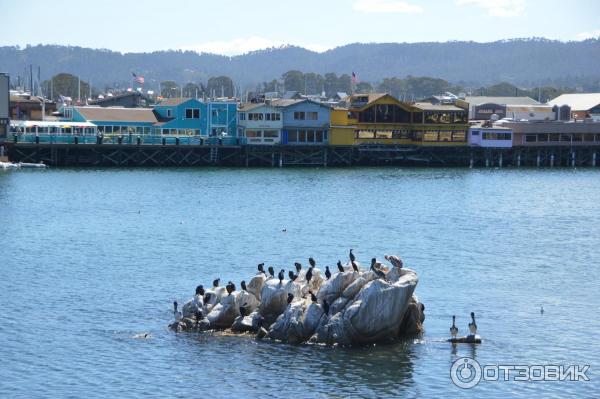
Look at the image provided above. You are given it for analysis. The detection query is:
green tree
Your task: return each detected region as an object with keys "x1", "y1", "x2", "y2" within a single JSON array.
[
  {"x1": 355, "y1": 82, "x2": 373, "y2": 94},
  {"x1": 42, "y1": 73, "x2": 92, "y2": 102},
  {"x1": 182, "y1": 82, "x2": 203, "y2": 98},
  {"x1": 206, "y1": 76, "x2": 234, "y2": 98},
  {"x1": 160, "y1": 80, "x2": 180, "y2": 98},
  {"x1": 282, "y1": 70, "x2": 304, "y2": 93},
  {"x1": 303, "y1": 72, "x2": 325, "y2": 95}
]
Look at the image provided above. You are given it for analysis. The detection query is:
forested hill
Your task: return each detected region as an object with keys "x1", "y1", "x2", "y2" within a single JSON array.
[{"x1": 1, "y1": 38, "x2": 599, "y2": 89}]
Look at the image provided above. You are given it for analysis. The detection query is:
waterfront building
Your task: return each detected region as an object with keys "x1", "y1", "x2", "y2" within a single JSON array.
[
  {"x1": 270, "y1": 99, "x2": 331, "y2": 145},
  {"x1": 153, "y1": 98, "x2": 237, "y2": 137},
  {"x1": 329, "y1": 94, "x2": 468, "y2": 146},
  {"x1": 469, "y1": 124, "x2": 513, "y2": 147},
  {"x1": 68, "y1": 106, "x2": 158, "y2": 136},
  {"x1": 89, "y1": 91, "x2": 151, "y2": 108},
  {"x1": 237, "y1": 102, "x2": 283, "y2": 145},
  {"x1": 456, "y1": 96, "x2": 540, "y2": 120},
  {"x1": 548, "y1": 93, "x2": 600, "y2": 121},
  {"x1": 9, "y1": 91, "x2": 57, "y2": 120},
  {"x1": 501, "y1": 119, "x2": 600, "y2": 146}
]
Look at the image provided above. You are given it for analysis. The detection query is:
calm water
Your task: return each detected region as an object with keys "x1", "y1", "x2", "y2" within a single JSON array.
[{"x1": 1, "y1": 167, "x2": 599, "y2": 398}]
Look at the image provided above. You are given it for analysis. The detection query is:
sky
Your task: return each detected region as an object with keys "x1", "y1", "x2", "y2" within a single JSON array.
[{"x1": 1, "y1": 0, "x2": 599, "y2": 55}]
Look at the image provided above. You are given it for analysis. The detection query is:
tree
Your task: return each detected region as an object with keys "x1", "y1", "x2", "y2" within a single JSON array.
[
  {"x1": 206, "y1": 76, "x2": 234, "y2": 98},
  {"x1": 303, "y1": 72, "x2": 325, "y2": 95},
  {"x1": 42, "y1": 73, "x2": 92, "y2": 103},
  {"x1": 160, "y1": 80, "x2": 179, "y2": 98},
  {"x1": 282, "y1": 70, "x2": 304, "y2": 93},
  {"x1": 182, "y1": 82, "x2": 203, "y2": 98},
  {"x1": 355, "y1": 82, "x2": 373, "y2": 94}
]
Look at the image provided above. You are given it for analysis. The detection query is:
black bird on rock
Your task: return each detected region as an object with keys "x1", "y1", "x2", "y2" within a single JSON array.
[
  {"x1": 203, "y1": 293, "x2": 212, "y2": 304},
  {"x1": 239, "y1": 303, "x2": 249, "y2": 317},
  {"x1": 337, "y1": 261, "x2": 344, "y2": 273},
  {"x1": 258, "y1": 263, "x2": 265, "y2": 274},
  {"x1": 294, "y1": 262, "x2": 302, "y2": 272},
  {"x1": 195, "y1": 310, "x2": 204, "y2": 321},
  {"x1": 278, "y1": 269, "x2": 285, "y2": 284},
  {"x1": 226, "y1": 281, "x2": 236, "y2": 295},
  {"x1": 309, "y1": 291, "x2": 317, "y2": 303},
  {"x1": 195, "y1": 285, "x2": 205, "y2": 296},
  {"x1": 370, "y1": 258, "x2": 386, "y2": 280},
  {"x1": 268, "y1": 266, "x2": 275, "y2": 278},
  {"x1": 288, "y1": 270, "x2": 298, "y2": 282},
  {"x1": 287, "y1": 293, "x2": 294, "y2": 304},
  {"x1": 325, "y1": 266, "x2": 332, "y2": 280},
  {"x1": 212, "y1": 278, "x2": 220, "y2": 288},
  {"x1": 305, "y1": 267, "x2": 314, "y2": 283},
  {"x1": 241, "y1": 280, "x2": 247, "y2": 291},
  {"x1": 349, "y1": 249, "x2": 355, "y2": 262},
  {"x1": 323, "y1": 300, "x2": 330, "y2": 315},
  {"x1": 351, "y1": 260, "x2": 359, "y2": 272},
  {"x1": 309, "y1": 257, "x2": 316, "y2": 268}
]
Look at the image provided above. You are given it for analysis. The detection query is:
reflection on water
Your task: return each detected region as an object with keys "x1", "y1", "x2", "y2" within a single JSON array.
[{"x1": 1, "y1": 167, "x2": 599, "y2": 398}]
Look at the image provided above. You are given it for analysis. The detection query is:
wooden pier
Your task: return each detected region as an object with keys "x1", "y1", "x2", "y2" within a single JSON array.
[{"x1": 4, "y1": 142, "x2": 600, "y2": 168}]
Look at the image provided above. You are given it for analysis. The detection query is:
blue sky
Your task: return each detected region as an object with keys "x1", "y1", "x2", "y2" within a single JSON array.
[{"x1": 1, "y1": 0, "x2": 599, "y2": 55}]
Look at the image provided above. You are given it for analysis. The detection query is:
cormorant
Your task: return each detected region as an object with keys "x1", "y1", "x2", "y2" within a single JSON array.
[
  {"x1": 450, "y1": 315, "x2": 458, "y2": 338},
  {"x1": 278, "y1": 269, "x2": 285, "y2": 284},
  {"x1": 195, "y1": 285, "x2": 205, "y2": 296},
  {"x1": 309, "y1": 257, "x2": 316, "y2": 268},
  {"x1": 268, "y1": 266, "x2": 275, "y2": 277},
  {"x1": 239, "y1": 303, "x2": 248, "y2": 317},
  {"x1": 337, "y1": 261, "x2": 344, "y2": 273},
  {"x1": 288, "y1": 270, "x2": 298, "y2": 282},
  {"x1": 370, "y1": 258, "x2": 386, "y2": 280},
  {"x1": 212, "y1": 278, "x2": 220, "y2": 288},
  {"x1": 309, "y1": 291, "x2": 317, "y2": 303},
  {"x1": 258, "y1": 263, "x2": 265, "y2": 274},
  {"x1": 294, "y1": 262, "x2": 302, "y2": 272},
  {"x1": 351, "y1": 260, "x2": 359, "y2": 272},
  {"x1": 173, "y1": 301, "x2": 182, "y2": 321},
  {"x1": 287, "y1": 293, "x2": 294, "y2": 304},
  {"x1": 226, "y1": 281, "x2": 236, "y2": 295},
  {"x1": 325, "y1": 266, "x2": 332, "y2": 280},
  {"x1": 323, "y1": 300, "x2": 329, "y2": 315},
  {"x1": 241, "y1": 280, "x2": 247, "y2": 291},
  {"x1": 468, "y1": 312, "x2": 477, "y2": 335},
  {"x1": 305, "y1": 267, "x2": 314, "y2": 283},
  {"x1": 349, "y1": 249, "x2": 355, "y2": 262},
  {"x1": 203, "y1": 293, "x2": 212, "y2": 304}
]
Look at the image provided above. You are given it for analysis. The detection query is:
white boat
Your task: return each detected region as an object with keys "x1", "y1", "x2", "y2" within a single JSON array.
[
  {"x1": 18, "y1": 162, "x2": 48, "y2": 169},
  {"x1": 0, "y1": 161, "x2": 19, "y2": 169}
]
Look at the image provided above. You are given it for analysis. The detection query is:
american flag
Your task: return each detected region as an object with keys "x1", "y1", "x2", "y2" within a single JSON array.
[
  {"x1": 132, "y1": 72, "x2": 145, "y2": 85},
  {"x1": 351, "y1": 71, "x2": 358, "y2": 84}
]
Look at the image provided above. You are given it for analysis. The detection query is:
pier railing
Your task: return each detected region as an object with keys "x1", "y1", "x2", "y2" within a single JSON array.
[{"x1": 10, "y1": 134, "x2": 245, "y2": 146}]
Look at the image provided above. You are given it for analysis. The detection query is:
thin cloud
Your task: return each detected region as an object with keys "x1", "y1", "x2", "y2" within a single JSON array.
[
  {"x1": 576, "y1": 29, "x2": 600, "y2": 40},
  {"x1": 353, "y1": 0, "x2": 423, "y2": 13},
  {"x1": 456, "y1": 0, "x2": 525, "y2": 17}
]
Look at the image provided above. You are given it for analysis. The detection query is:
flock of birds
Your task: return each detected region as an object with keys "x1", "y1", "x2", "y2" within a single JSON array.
[{"x1": 449, "y1": 312, "x2": 478, "y2": 339}]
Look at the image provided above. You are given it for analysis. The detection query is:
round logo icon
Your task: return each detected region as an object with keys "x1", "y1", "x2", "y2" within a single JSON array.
[{"x1": 451, "y1": 357, "x2": 482, "y2": 389}]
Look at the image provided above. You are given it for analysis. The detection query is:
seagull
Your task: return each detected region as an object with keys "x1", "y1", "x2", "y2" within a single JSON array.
[
  {"x1": 212, "y1": 278, "x2": 220, "y2": 288},
  {"x1": 337, "y1": 261, "x2": 344, "y2": 273},
  {"x1": 278, "y1": 269, "x2": 285, "y2": 284},
  {"x1": 349, "y1": 249, "x2": 355, "y2": 262},
  {"x1": 294, "y1": 262, "x2": 302, "y2": 272},
  {"x1": 173, "y1": 301, "x2": 182, "y2": 321},
  {"x1": 288, "y1": 270, "x2": 298, "y2": 282},
  {"x1": 268, "y1": 266, "x2": 275, "y2": 278},
  {"x1": 325, "y1": 266, "x2": 332, "y2": 280},
  {"x1": 450, "y1": 315, "x2": 458, "y2": 338},
  {"x1": 257, "y1": 263, "x2": 265, "y2": 274},
  {"x1": 468, "y1": 312, "x2": 477, "y2": 335},
  {"x1": 309, "y1": 257, "x2": 316, "y2": 268},
  {"x1": 287, "y1": 293, "x2": 294, "y2": 304}
]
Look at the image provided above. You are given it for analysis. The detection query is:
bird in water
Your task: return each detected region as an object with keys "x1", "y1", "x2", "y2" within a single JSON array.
[
  {"x1": 351, "y1": 260, "x2": 359, "y2": 272},
  {"x1": 450, "y1": 315, "x2": 458, "y2": 338},
  {"x1": 278, "y1": 269, "x2": 285, "y2": 285},
  {"x1": 288, "y1": 270, "x2": 298, "y2": 282},
  {"x1": 468, "y1": 312, "x2": 477, "y2": 335},
  {"x1": 212, "y1": 278, "x2": 220, "y2": 288},
  {"x1": 226, "y1": 281, "x2": 236, "y2": 295},
  {"x1": 325, "y1": 266, "x2": 332, "y2": 280},
  {"x1": 239, "y1": 303, "x2": 249, "y2": 317},
  {"x1": 195, "y1": 285, "x2": 205, "y2": 296},
  {"x1": 305, "y1": 267, "x2": 314, "y2": 283},
  {"x1": 540, "y1": 305, "x2": 544, "y2": 315},
  {"x1": 173, "y1": 301, "x2": 182, "y2": 321},
  {"x1": 309, "y1": 257, "x2": 316, "y2": 268},
  {"x1": 337, "y1": 261, "x2": 344, "y2": 273},
  {"x1": 241, "y1": 280, "x2": 247, "y2": 292},
  {"x1": 370, "y1": 258, "x2": 386, "y2": 280},
  {"x1": 287, "y1": 293, "x2": 294, "y2": 304},
  {"x1": 257, "y1": 263, "x2": 265, "y2": 275},
  {"x1": 349, "y1": 249, "x2": 355, "y2": 263},
  {"x1": 385, "y1": 254, "x2": 403, "y2": 269},
  {"x1": 309, "y1": 291, "x2": 317, "y2": 303},
  {"x1": 323, "y1": 300, "x2": 330, "y2": 315},
  {"x1": 268, "y1": 266, "x2": 275, "y2": 278}
]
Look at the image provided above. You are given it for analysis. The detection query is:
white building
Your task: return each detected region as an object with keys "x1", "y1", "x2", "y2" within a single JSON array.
[{"x1": 237, "y1": 103, "x2": 283, "y2": 145}]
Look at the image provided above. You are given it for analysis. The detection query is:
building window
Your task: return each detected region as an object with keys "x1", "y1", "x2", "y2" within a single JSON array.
[
  {"x1": 167, "y1": 109, "x2": 173, "y2": 118},
  {"x1": 307, "y1": 111, "x2": 318, "y2": 120},
  {"x1": 264, "y1": 130, "x2": 278, "y2": 138},
  {"x1": 525, "y1": 135, "x2": 537, "y2": 142},
  {"x1": 294, "y1": 112, "x2": 305, "y2": 120},
  {"x1": 273, "y1": 113, "x2": 281, "y2": 121},
  {"x1": 239, "y1": 113, "x2": 246, "y2": 121}
]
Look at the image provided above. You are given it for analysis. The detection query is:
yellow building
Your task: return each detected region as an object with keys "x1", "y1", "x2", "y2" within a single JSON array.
[{"x1": 330, "y1": 93, "x2": 468, "y2": 146}]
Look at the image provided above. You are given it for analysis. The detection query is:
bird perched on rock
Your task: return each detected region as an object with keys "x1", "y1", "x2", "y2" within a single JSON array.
[
  {"x1": 468, "y1": 312, "x2": 477, "y2": 335},
  {"x1": 450, "y1": 315, "x2": 458, "y2": 338},
  {"x1": 305, "y1": 266, "x2": 314, "y2": 283},
  {"x1": 195, "y1": 285, "x2": 205, "y2": 296},
  {"x1": 294, "y1": 262, "x2": 302, "y2": 272},
  {"x1": 173, "y1": 301, "x2": 182, "y2": 321},
  {"x1": 226, "y1": 281, "x2": 236, "y2": 295},
  {"x1": 288, "y1": 270, "x2": 298, "y2": 282},
  {"x1": 325, "y1": 266, "x2": 332, "y2": 280},
  {"x1": 195, "y1": 310, "x2": 204, "y2": 321},
  {"x1": 287, "y1": 293, "x2": 294, "y2": 304},
  {"x1": 309, "y1": 257, "x2": 316, "y2": 268},
  {"x1": 351, "y1": 261, "x2": 359, "y2": 272},
  {"x1": 349, "y1": 249, "x2": 355, "y2": 262},
  {"x1": 257, "y1": 263, "x2": 265, "y2": 275},
  {"x1": 212, "y1": 278, "x2": 220, "y2": 288},
  {"x1": 241, "y1": 280, "x2": 247, "y2": 291},
  {"x1": 239, "y1": 303, "x2": 249, "y2": 317},
  {"x1": 268, "y1": 266, "x2": 275, "y2": 278},
  {"x1": 323, "y1": 300, "x2": 330, "y2": 315},
  {"x1": 370, "y1": 258, "x2": 386, "y2": 280},
  {"x1": 278, "y1": 269, "x2": 285, "y2": 285},
  {"x1": 309, "y1": 291, "x2": 317, "y2": 303},
  {"x1": 385, "y1": 254, "x2": 403, "y2": 269},
  {"x1": 203, "y1": 293, "x2": 212, "y2": 304},
  {"x1": 337, "y1": 261, "x2": 344, "y2": 273}
]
